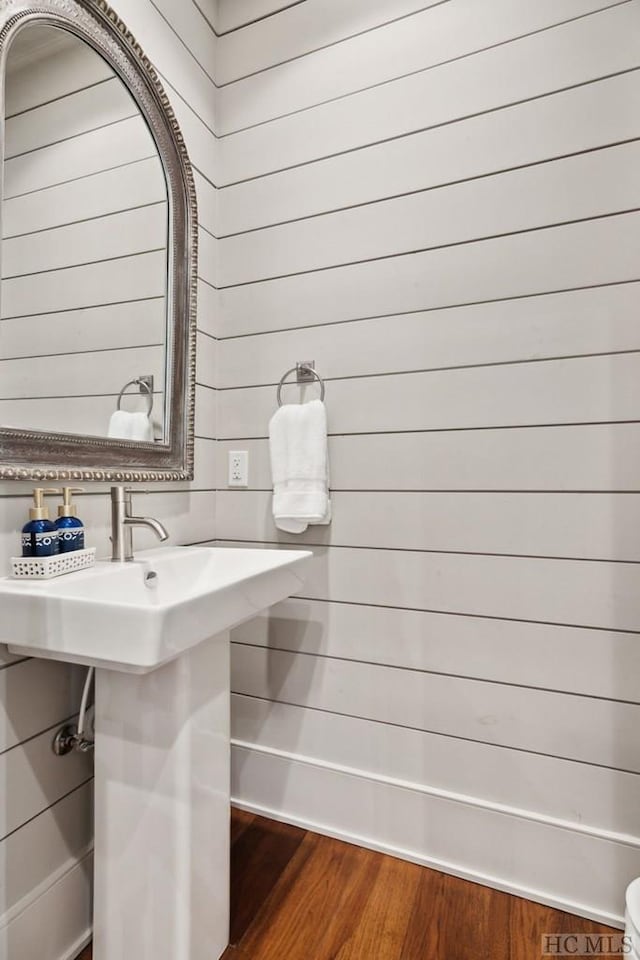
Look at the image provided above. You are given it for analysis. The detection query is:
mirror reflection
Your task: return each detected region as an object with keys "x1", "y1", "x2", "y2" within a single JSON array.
[{"x1": 0, "y1": 25, "x2": 169, "y2": 442}]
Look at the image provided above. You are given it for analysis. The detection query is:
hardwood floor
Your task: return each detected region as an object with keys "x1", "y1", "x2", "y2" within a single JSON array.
[{"x1": 77, "y1": 808, "x2": 620, "y2": 960}]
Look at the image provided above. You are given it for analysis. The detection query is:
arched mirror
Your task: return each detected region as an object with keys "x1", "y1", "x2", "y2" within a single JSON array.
[{"x1": 0, "y1": 0, "x2": 197, "y2": 481}]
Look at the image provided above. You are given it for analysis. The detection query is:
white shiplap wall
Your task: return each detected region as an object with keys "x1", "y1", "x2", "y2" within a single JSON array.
[
  {"x1": 215, "y1": 0, "x2": 640, "y2": 927},
  {"x1": 0, "y1": 3, "x2": 217, "y2": 958}
]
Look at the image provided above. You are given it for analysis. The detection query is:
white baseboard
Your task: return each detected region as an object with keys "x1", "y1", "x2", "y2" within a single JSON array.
[
  {"x1": 61, "y1": 930, "x2": 92, "y2": 960},
  {"x1": 0, "y1": 851, "x2": 93, "y2": 960},
  {"x1": 232, "y1": 742, "x2": 637, "y2": 930}
]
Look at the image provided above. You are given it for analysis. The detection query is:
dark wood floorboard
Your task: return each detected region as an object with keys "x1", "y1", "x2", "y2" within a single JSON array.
[
  {"x1": 229, "y1": 813, "x2": 307, "y2": 944},
  {"x1": 230, "y1": 807, "x2": 255, "y2": 846},
  {"x1": 77, "y1": 807, "x2": 620, "y2": 960}
]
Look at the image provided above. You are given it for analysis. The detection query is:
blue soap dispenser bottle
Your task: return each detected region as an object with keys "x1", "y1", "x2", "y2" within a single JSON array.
[
  {"x1": 55, "y1": 487, "x2": 85, "y2": 553},
  {"x1": 21, "y1": 488, "x2": 61, "y2": 558}
]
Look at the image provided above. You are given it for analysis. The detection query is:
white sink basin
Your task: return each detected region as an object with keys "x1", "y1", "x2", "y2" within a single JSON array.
[
  {"x1": 0, "y1": 545, "x2": 310, "y2": 673},
  {"x1": 0, "y1": 542, "x2": 311, "y2": 960}
]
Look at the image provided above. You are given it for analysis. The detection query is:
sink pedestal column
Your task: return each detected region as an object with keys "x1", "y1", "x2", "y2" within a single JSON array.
[{"x1": 92, "y1": 632, "x2": 230, "y2": 960}]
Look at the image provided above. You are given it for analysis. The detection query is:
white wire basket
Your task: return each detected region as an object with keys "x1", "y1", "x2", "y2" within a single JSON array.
[{"x1": 11, "y1": 547, "x2": 96, "y2": 580}]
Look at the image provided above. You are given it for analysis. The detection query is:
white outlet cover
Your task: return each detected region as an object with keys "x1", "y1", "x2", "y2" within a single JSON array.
[{"x1": 228, "y1": 450, "x2": 248, "y2": 487}]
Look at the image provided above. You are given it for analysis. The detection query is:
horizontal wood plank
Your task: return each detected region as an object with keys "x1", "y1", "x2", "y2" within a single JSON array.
[
  {"x1": 1, "y1": 250, "x2": 166, "y2": 319},
  {"x1": 5, "y1": 77, "x2": 137, "y2": 159},
  {"x1": 217, "y1": 489, "x2": 640, "y2": 561},
  {"x1": 0, "y1": 659, "x2": 83, "y2": 754},
  {"x1": 220, "y1": 142, "x2": 640, "y2": 285},
  {"x1": 231, "y1": 644, "x2": 640, "y2": 769},
  {"x1": 231, "y1": 593, "x2": 640, "y2": 698},
  {"x1": 232, "y1": 694, "x2": 640, "y2": 838},
  {"x1": 0, "y1": 299, "x2": 165, "y2": 360},
  {"x1": 218, "y1": 3, "x2": 640, "y2": 182},
  {"x1": 219, "y1": 71, "x2": 640, "y2": 234},
  {"x1": 0, "y1": 726, "x2": 93, "y2": 840},
  {"x1": 216, "y1": 0, "x2": 306, "y2": 35},
  {"x1": 3, "y1": 156, "x2": 167, "y2": 238},
  {"x1": 3, "y1": 116, "x2": 157, "y2": 199},
  {"x1": 215, "y1": 423, "x2": 640, "y2": 492},
  {"x1": 217, "y1": 0, "x2": 441, "y2": 84},
  {"x1": 217, "y1": 0, "x2": 624, "y2": 134},
  {"x1": 217, "y1": 214, "x2": 640, "y2": 336},
  {"x1": 217, "y1": 542, "x2": 640, "y2": 633},
  {"x1": 0, "y1": 345, "x2": 165, "y2": 401},
  {"x1": 0, "y1": 852, "x2": 92, "y2": 960},
  {"x1": 0, "y1": 783, "x2": 92, "y2": 920},
  {"x1": 217, "y1": 283, "x2": 640, "y2": 383},
  {"x1": 217, "y1": 352, "x2": 640, "y2": 438},
  {"x1": 0, "y1": 393, "x2": 158, "y2": 438},
  {"x1": 3, "y1": 204, "x2": 167, "y2": 278}
]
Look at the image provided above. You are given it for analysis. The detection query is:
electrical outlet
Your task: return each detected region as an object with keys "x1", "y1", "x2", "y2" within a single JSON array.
[{"x1": 228, "y1": 450, "x2": 248, "y2": 487}]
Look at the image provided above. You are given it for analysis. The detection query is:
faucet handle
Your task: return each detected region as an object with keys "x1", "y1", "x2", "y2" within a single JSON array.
[{"x1": 110, "y1": 485, "x2": 149, "y2": 499}]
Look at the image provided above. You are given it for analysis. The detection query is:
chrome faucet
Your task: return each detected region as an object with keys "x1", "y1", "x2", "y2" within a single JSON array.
[{"x1": 110, "y1": 486, "x2": 169, "y2": 562}]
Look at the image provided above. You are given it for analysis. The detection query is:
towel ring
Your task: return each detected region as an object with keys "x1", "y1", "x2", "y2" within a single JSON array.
[
  {"x1": 277, "y1": 364, "x2": 325, "y2": 407},
  {"x1": 117, "y1": 378, "x2": 153, "y2": 416}
]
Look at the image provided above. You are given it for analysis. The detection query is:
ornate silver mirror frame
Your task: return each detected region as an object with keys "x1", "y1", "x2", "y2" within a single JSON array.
[{"x1": 0, "y1": 0, "x2": 197, "y2": 482}]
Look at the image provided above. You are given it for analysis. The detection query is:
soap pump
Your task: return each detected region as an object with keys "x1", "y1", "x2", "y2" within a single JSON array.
[
  {"x1": 21, "y1": 488, "x2": 61, "y2": 558},
  {"x1": 55, "y1": 487, "x2": 85, "y2": 553}
]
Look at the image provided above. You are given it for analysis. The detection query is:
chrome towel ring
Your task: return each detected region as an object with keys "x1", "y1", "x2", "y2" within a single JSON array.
[
  {"x1": 277, "y1": 362, "x2": 325, "y2": 406},
  {"x1": 117, "y1": 377, "x2": 154, "y2": 416}
]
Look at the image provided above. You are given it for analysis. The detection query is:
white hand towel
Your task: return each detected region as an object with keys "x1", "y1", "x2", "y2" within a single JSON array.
[
  {"x1": 108, "y1": 410, "x2": 154, "y2": 441},
  {"x1": 269, "y1": 399, "x2": 331, "y2": 534}
]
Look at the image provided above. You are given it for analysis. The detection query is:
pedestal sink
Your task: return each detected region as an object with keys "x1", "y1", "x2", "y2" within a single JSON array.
[{"x1": 0, "y1": 545, "x2": 311, "y2": 960}]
